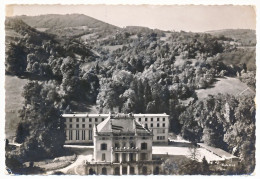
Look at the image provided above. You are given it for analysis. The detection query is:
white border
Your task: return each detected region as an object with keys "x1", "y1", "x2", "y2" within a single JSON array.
[{"x1": 0, "y1": 1, "x2": 259, "y2": 179}]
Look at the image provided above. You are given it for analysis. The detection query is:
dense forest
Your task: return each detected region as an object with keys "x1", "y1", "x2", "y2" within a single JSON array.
[{"x1": 5, "y1": 15, "x2": 256, "y2": 174}]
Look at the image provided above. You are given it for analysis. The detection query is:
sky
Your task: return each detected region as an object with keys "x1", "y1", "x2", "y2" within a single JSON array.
[{"x1": 6, "y1": 4, "x2": 256, "y2": 32}]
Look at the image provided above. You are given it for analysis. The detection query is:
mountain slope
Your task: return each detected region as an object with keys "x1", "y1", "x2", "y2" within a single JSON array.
[
  {"x1": 15, "y1": 14, "x2": 119, "y2": 37},
  {"x1": 207, "y1": 29, "x2": 256, "y2": 46}
]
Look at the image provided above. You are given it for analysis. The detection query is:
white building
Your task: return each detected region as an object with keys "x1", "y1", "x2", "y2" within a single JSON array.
[
  {"x1": 85, "y1": 113, "x2": 162, "y2": 175},
  {"x1": 62, "y1": 113, "x2": 169, "y2": 144}
]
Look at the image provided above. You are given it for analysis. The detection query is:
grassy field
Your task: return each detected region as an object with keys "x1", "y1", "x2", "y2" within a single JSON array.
[
  {"x1": 5, "y1": 75, "x2": 28, "y2": 140},
  {"x1": 196, "y1": 77, "x2": 254, "y2": 100}
]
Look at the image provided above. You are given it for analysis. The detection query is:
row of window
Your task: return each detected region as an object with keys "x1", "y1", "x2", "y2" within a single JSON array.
[
  {"x1": 113, "y1": 153, "x2": 148, "y2": 162},
  {"x1": 66, "y1": 123, "x2": 166, "y2": 129},
  {"x1": 89, "y1": 165, "x2": 159, "y2": 175},
  {"x1": 68, "y1": 130, "x2": 92, "y2": 140},
  {"x1": 157, "y1": 129, "x2": 166, "y2": 134},
  {"x1": 100, "y1": 152, "x2": 147, "y2": 163},
  {"x1": 144, "y1": 123, "x2": 166, "y2": 128},
  {"x1": 157, "y1": 136, "x2": 166, "y2": 140},
  {"x1": 101, "y1": 142, "x2": 148, "y2": 150},
  {"x1": 67, "y1": 118, "x2": 105, "y2": 123},
  {"x1": 113, "y1": 136, "x2": 150, "y2": 140},
  {"x1": 67, "y1": 117, "x2": 167, "y2": 123},
  {"x1": 138, "y1": 117, "x2": 166, "y2": 122},
  {"x1": 66, "y1": 124, "x2": 93, "y2": 128}
]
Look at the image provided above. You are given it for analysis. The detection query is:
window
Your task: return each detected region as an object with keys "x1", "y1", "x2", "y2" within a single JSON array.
[
  {"x1": 145, "y1": 124, "x2": 148, "y2": 128},
  {"x1": 122, "y1": 153, "x2": 127, "y2": 162},
  {"x1": 76, "y1": 124, "x2": 79, "y2": 128},
  {"x1": 69, "y1": 118, "x2": 72, "y2": 122},
  {"x1": 101, "y1": 143, "x2": 107, "y2": 150},
  {"x1": 122, "y1": 167, "x2": 127, "y2": 174},
  {"x1": 89, "y1": 124, "x2": 92, "y2": 128},
  {"x1": 130, "y1": 167, "x2": 135, "y2": 174},
  {"x1": 115, "y1": 153, "x2": 119, "y2": 162},
  {"x1": 129, "y1": 153, "x2": 134, "y2": 161},
  {"x1": 130, "y1": 142, "x2": 135, "y2": 148},
  {"x1": 69, "y1": 130, "x2": 73, "y2": 140},
  {"x1": 89, "y1": 118, "x2": 92, "y2": 122},
  {"x1": 142, "y1": 166, "x2": 147, "y2": 175},
  {"x1": 145, "y1": 118, "x2": 147, "y2": 121},
  {"x1": 151, "y1": 118, "x2": 153, "y2": 121},
  {"x1": 163, "y1": 118, "x2": 165, "y2": 121},
  {"x1": 157, "y1": 123, "x2": 160, "y2": 127},
  {"x1": 154, "y1": 166, "x2": 160, "y2": 175},
  {"x1": 82, "y1": 124, "x2": 85, "y2": 128},
  {"x1": 115, "y1": 143, "x2": 120, "y2": 148},
  {"x1": 76, "y1": 130, "x2": 79, "y2": 140},
  {"x1": 102, "y1": 118, "x2": 105, "y2": 121},
  {"x1": 82, "y1": 130, "x2": 85, "y2": 140},
  {"x1": 151, "y1": 123, "x2": 153, "y2": 127},
  {"x1": 89, "y1": 130, "x2": 92, "y2": 140},
  {"x1": 157, "y1": 118, "x2": 160, "y2": 121},
  {"x1": 102, "y1": 167, "x2": 107, "y2": 175},
  {"x1": 141, "y1": 142, "x2": 147, "y2": 150},
  {"x1": 163, "y1": 123, "x2": 165, "y2": 127},
  {"x1": 140, "y1": 153, "x2": 147, "y2": 161},
  {"x1": 82, "y1": 118, "x2": 85, "y2": 122},
  {"x1": 70, "y1": 124, "x2": 72, "y2": 128},
  {"x1": 115, "y1": 167, "x2": 120, "y2": 175},
  {"x1": 139, "y1": 118, "x2": 141, "y2": 121},
  {"x1": 76, "y1": 118, "x2": 79, "y2": 122},
  {"x1": 95, "y1": 118, "x2": 98, "y2": 122},
  {"x1": 102, "y1": 153, "x2": 106, "y2": 161},
  {"x1": 89, "y1": 168, "x2": 95, "y2": 175},
  {"x1": 122, "y1": 142, "x2": 126, "y2": 148}
]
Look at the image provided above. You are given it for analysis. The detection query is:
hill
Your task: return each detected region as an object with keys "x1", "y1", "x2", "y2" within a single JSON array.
[
  {"x1": 14, "y1": 14, "x2": 119, "y2": 37},
  {"x1": 196, "y1": 77, "x2": 254, "y2": 100},
  {"x1": 5, "y1": 75, "x2": 28, "y2": 140},
  {"x1": 5, "y1": 18, "x2": 55, "y2": 44},
  {"x1": 207, "y1": 29, "x2": 256, "y2": 46}
]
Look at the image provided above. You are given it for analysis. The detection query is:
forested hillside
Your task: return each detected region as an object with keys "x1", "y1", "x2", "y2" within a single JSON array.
[
  {"x1": 207, "y1": 29, "x2": 256, "y2": 46},
  {"x1": 5, "y1": 14, "x2": 255, "y2": 174}
]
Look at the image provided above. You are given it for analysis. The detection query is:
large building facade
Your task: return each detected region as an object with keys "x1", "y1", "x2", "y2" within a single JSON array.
[
  {"x1": 85, "y1": 113, "x2": 162, "y2": 175},
  {"x1": 62, "y1": 113, "x2": 169, "y2": 144}
]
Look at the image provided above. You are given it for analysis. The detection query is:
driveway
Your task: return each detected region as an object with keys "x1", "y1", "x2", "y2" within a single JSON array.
[{"x1": 47, "y1": 145, "x2": 94, "y2": 175}]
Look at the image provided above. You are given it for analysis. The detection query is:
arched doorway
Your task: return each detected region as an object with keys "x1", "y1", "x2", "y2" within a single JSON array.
[
  {"x1": 122, "y1": 167, "x2": 127, "y2": 175},
  {"x1": 130, "y1": 167, "x2": 135, "y2": 175},
  {"x1": 89, "y1": 168, "x2": 95, "y2": 175},
  {"x1": 101, "y1": 167, "x2": 107, "y2": 175},
  {"x1": 153, "y1": 166, "x2": 160, "y2": 175},
  {"x1": 142, "y1": 166, "x2": 147, "y2": 175},
  {"x1": 114, "y1": 167, "x2": 120, "y2": 175}
]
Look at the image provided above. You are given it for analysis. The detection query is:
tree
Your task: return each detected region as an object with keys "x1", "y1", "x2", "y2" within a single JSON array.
[
  {"x1": 5, "y1": 42, "x2": 27, "y2": 75},
  {"x1": 188, "y1": 145, "x2": 200, "y2": 161},
  {"x1": 17, "y1": 81, "x2": 65, "y2": 161},
  {"x1": 201, "y1": 156, "x2": 210, "y2": 174}
]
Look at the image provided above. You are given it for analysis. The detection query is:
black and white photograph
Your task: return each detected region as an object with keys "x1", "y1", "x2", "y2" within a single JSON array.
[{"x1": 3, "y1": 2, "x2": 257, "y2": 176}]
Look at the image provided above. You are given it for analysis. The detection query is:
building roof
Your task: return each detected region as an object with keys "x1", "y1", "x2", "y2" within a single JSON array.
[
  {"x1": 62, "y1": 113, "x2": 109, "y2": 118},
  {"x1": 96, "y1": 113, "x2": 151, "y2": 134},
  {"x1": 197, "y1": 143, "x2": 238, "y2": 160},
  {"x1": 62, "y1": 113, "x2": 169, "y2": 118}
]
